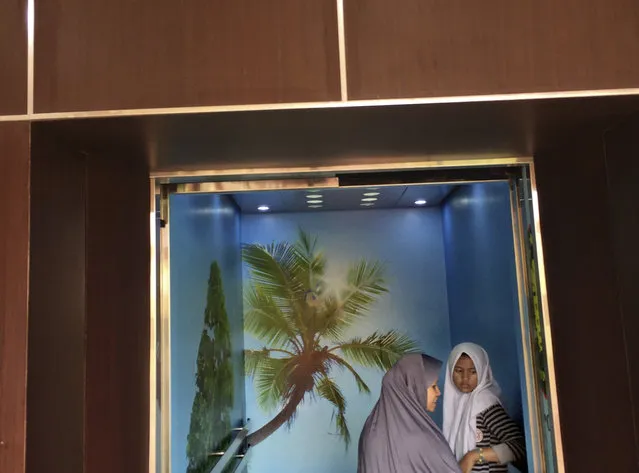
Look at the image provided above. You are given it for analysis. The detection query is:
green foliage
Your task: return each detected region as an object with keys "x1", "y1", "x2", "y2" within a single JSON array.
[
  {"x1": 244, "y1": 228, "x2": 418, "y2": 447},
  {"x1": 186, "y1": 262, "x2": 234, "y2": 473}
]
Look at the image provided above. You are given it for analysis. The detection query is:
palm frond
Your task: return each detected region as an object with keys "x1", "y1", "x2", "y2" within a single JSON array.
[
  {"x1": 294, "y1": 229, "x2": 326, "y2": 291},
  {"x1": 327, "y1": 353, "x2": 370, "y2": 394},
  {"x1": 331, "y1": 330, "x2": 418, "y2": 370},
  {"x1": 242, "y1": 242, "x2": 306, "y2": 299},
  {"x1": 253, "y1": 355, "x2": 299, "y2": 412},
  {"x1": 244, "y1": 349, "x2": 271, "y2": 377},
  {"x1": 316, "y1": 376, "x2": 351, "y2": 446},
  {"x1": 316, "y1": 260, "x2": 388, "y2": 339},
  {"x1": 341, "y1": 260, "x2": 388, "y2": 316},
  {"x1": 244, "y1": 286, "x2": 299, "y2": 349}
]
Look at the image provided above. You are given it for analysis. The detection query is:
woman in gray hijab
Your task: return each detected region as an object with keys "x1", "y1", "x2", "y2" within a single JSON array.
[{"x1": 358, "y1": 354, "x2": 462, "y2": 473}]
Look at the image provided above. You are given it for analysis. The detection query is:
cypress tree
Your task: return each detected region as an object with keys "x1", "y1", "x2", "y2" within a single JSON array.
[{"x1": 186, "y1": 261, "x2": 234, "y2": 473}]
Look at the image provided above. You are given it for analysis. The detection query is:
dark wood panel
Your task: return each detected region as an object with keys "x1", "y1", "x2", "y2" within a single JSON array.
[
  {"x1": 534, "y1": 135, "x2": 638, "y2": 471},
  {"x1": 26, "y1": 130, "x2": 86, "y2": 473},
  {"x1": 0, "y1": 0, "x2": 28, "y2": 115},
  {"x1": 85, "y1": 151, "x2": 150, "y2": 473},
  {"x1": 0, "y1": 123, "x2": 30, "y2": 473},
  {"x1": 604, "y1": 116, "x2": 639, "y2": 467},
  {"x1": 345, "y1": 0, "x2": 639, "y2": 100},
  {"x1": 35, "y1": 0, "x2": 340, "y2": 113}
]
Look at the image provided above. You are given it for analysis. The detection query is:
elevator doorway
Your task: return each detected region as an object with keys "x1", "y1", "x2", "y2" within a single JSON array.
[{"x1": 151, "y1": 159, "x2": 563, "y2": 473}]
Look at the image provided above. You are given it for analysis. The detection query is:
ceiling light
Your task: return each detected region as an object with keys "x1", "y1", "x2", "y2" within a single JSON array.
[
  {"x1": 257, "y1": 205, "x2": 270, "y2": 212},
  {"x1": 414, "y1": 199, "x2": 427, "y2": 206},
  {"x1": 361, "y1": 197, "x2": 378, "y2": 202},
  {"x1": 360, "y1": 203, "x2": 375, "y2": 207},
  {"x1": 363, "y1": 192, "x2": 380, "y2": 197},
  {"x1": 309, "y1": 205, "x2": 323, "y2": 209},
  {"x1": 307, "y1": 200, "x2": 323, "y2": 204},
  {"x1": 306, "y1": 194, "x2": 322, "y2": 199},
  {"x1": 367, "y1": 187, "x2": 380, "y2": 190}
]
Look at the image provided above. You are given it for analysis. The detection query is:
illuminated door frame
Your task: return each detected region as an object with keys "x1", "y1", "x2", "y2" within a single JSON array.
[{"x1": 149, "y1": 156, "x2": 564, "y2": 473}]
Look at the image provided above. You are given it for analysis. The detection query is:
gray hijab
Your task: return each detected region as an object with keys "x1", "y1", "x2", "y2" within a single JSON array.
[{"x1": 357, "y1": 354, "x2": 462, "y2": 473}]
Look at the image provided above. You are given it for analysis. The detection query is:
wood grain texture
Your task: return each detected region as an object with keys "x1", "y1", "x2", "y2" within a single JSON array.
[
  {"x1": 0, "y1": 122, "x2": 30, "y2": 473},
  {"x1": 604, "y1": 116, "x2": 639, "y2": 469},
  {"x1": 534, "y1": 135, "x2": 638, "y2": 472},
  {"x1": 0, "y1": 0, "x2": 28, "y2": 115},
  {"x1": 34, "y1": 0, "x2": 340, "y2": 113},
  {"x1": 26, "y1": 130, "x2": 86, "y2": 473},
  {"x1": 85, "y1": 151, "x2": 150, "y2": 473},
  {"x1": 345, "y1": 0, "x2": 639, "y2": 100}
]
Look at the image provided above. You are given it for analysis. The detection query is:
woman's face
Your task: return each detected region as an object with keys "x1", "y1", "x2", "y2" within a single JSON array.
[
  {"x1": 426, "y1": 381, "x2": 441, "y2": 412},
  {"x1": 452, "y1": 354, "x2": 478, "y2": 393}
]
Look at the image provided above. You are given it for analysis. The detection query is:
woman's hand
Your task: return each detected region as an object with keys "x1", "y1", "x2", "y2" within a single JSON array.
[{"x1": 459, "y1": 450, "x2": 479, "y2": 473}]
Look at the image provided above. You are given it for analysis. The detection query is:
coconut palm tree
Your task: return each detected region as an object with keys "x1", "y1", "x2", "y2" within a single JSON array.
[{"x1": 243, "y1": 229, "x2": 417, "y2": 447}]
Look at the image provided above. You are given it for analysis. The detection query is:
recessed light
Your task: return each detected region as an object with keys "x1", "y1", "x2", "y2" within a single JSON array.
[
  {"x1": 309, "y1": 205, "x2": 323, "y2": 209},
  {"x1": 360, "y1": 203, "x2": 375, "y2": 207},
  {"x1": 414, "y1": 199, "x2": 427, "y2": 206},
  {"x1": 257, "y1": 205, "x2": 270, "y2": 212},
  {"x1": 306, "y1": 194, "x2": 322, "y2": 199},
  {"x1": 363, "y1": 192, "x2": 380, "y2": 197},
  {"x1": 367, "y1": 187, "x2": 380, "y2": 190},
  {"x1": 307, "y1": 199, "x2": 323, "y2": 204},
  {"x1": 361, "y1": 197, "x2": 378, "y2": 202}
]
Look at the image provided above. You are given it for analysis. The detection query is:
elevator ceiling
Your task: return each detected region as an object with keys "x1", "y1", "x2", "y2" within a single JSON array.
[{"x1": 229, "y1": 183, "x2": 455, "y2": 214}]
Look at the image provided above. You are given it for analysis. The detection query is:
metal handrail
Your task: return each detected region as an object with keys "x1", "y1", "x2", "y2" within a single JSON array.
[
  {"x1": 209, "y1": 423, "x2": 250, "y2": 473},
  {"x1": 232, "y1": 449, "x2": 251, "y2": 473}
]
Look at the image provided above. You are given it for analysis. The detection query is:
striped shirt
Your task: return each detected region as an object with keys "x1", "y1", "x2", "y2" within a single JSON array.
[{"x1": 472, "y1": 403, "x2": 526, "y2": 472}]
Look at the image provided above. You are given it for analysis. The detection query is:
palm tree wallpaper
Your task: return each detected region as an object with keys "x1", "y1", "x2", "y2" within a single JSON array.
[
  {"x1": 242, "y1": 229, "x2": 418, "y2": 447},
  {"x1": 186, "y1": 261, "x2": 233, "y2": 473}
]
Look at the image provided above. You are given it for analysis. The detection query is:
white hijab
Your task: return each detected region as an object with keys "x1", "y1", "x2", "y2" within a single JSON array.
[{"x1": 442, "y1": 343, "x2": 502, "y2": 460}]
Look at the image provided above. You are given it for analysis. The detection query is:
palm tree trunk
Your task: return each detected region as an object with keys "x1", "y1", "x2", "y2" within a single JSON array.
[{"x1": 246, "y1": 388, "x2": 306, "y2": 447}]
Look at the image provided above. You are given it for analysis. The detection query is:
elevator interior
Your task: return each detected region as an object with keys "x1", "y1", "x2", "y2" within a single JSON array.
[{"x1": 154, "y1": 163, "x2": 562, "y2": 473}]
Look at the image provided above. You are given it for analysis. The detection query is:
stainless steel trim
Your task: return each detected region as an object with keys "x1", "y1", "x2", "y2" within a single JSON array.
[
  {"x1": 26, "y1": 0, "x2": 34, "y2": 115},
  {"x1": 336, "y1": 0, "x2": 349, "y2": 101},
  {"x1": 508, "y1": 177, "x2": 543, "y2": 473},
  {"x1": 175, "y1": 177, "x2": 340, "y2": 194},
  {"x1": 529, "y1": 163, "x2": 566, "y2": 473},
  {"x1": 149, "y1": 179, "x2": 158, "y2": 473},
  {"x1": 152, "y1": 157, "x2": 534, "y2": 180},
  {"x1": 2, "y1": 87, "x2": 639, "y2": 122},
  {"x1": 159, "y1": 188, "x2": 172, "y2": 473}
]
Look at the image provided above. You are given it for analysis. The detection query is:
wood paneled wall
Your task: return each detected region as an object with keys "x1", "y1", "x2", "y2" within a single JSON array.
[
  {"x1": 0, "y1": 0, "x2": 28, "y2": 115},
  {"x1": 27, "y1": 131, "x2": 87, "y2": 473},
  {"x1": 534, "y1": 131, "x2": 639, "y2": 471},
  {"x1": 84, "y1": 150, "x2": 150, "y2": 473},
  {"x1": 0, "y1": 122, "x2": 30, "y2": 473},
  {"x1": 2, "y1": 0, "x2": 630, "y2": 114},
  {"x1": 344, "y1": 0, "x2": 639, "y2": 100},
  {"x1": 34, "y1": 0, "x2": 341, "y2": 113},
  {"x1": 25, "y1": 127, "x2": 150, "y2": 473},
  {"x1": 603, "y1": 117, "x2": 639, "y2": 467}
]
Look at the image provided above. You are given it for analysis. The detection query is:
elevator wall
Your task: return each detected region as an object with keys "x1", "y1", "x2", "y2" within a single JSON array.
[
  {"x1": 241, "y1": 208, "x2": 451, "y2": 473},
  {"x1": 442, "y1": 183, "x2": 524, "y2": 426},
  {"x1": 168, "y1": 193, "x2": 245, "y2": 473}
]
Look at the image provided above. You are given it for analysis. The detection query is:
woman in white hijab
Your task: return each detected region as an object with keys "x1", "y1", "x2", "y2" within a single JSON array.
[{"x1": 443, "y1": 343, "x2": 526, "y2": 473}]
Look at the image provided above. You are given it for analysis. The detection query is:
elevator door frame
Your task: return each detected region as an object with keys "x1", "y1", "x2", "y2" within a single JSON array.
[{"x1": 150, "y1": 156, "x2": 565, "y2": 473}]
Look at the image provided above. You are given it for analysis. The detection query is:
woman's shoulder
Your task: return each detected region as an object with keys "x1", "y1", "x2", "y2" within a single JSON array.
[{"x1": 476, "y1": 402, "x2": 505, "y2": 419}]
